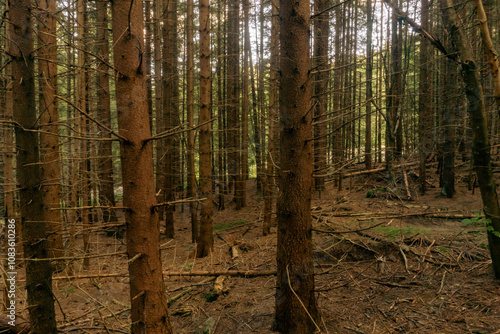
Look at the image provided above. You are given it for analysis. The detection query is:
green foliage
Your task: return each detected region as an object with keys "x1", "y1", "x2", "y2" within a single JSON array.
[
  {"x1": 213, "y1": 220, "x2": 246, "y2": 231},
  {"x1": 180, "y1": 262, "x2": 194, "y2": 270},
  {"x1": 366, "y1": 187, "x2": 387, "y2": 198},
  {"x1": 461, "y1": 211, "x2": 500, "y2": 237}
]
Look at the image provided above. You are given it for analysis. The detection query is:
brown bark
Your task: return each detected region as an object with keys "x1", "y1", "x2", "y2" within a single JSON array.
[
  {"x1": 441, "y1": 57, "x2": 456, "y2": 198},
  {"x1": 440, "y1": 0, "x2": 500, "y2": 278},
  {"x1": 418, "y1": 0, "x2": 432, "y2": 194},
  {"x1": 240, "y1": 0, "x2": 251, "y2": 208},
  {"x1": 111, "y1": 0, "x2": 173, "y2": 331},
  {"x1": 313, "y1": 0, "x2": 329, "y2": 191},
  {"x1": 472, "y1": 0, "x2": 500, "y2": 112},
  {"x1": 160, "y1": 0, "x2": 179, "y2": 238},
  {"x1": 197, "y1": 0, "x2": 214, "y2": 258},
  {"x1": 9, "y1": 0, "x2": 57, "y2": 331},
  {"x1": 187, "y1": 0, "x2": 198, "y2": 243},
  {"x1": 263, "y1": 0, "x2": 279, "y2": 236},
  {"x1": 227, "y1": 0, "x2": 241, "y2": 208},
  {"x1": 275, "y1": 0, "x2": 319, "y2": 331},
  {"x1": 364, "y1": 0, "x2": 373, "y2": 171},
  {"x1": 96, "y1": 0, "x2": 118, "y2": 230},
  {"x1": 145, "y1": 0, "x2": 154, "y2": 131},
  {"x1": 38, "y1": 0, "x2": 63, "y2": 260}
]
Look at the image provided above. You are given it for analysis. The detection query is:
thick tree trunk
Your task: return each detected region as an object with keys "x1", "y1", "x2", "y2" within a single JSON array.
[
  {"x1": 197, "y1": 0, "x2": 214, "y2": 258},
  {"x1": 275, "y1": 0, "x2": 319, "y2": 331},
  {"x1": 96, "y1": 0, "x2": 117, "y2": 230},
  {"x1": 440, "y1": 0, "x2": 500, "y2": 278},
  {"x1": 9, "y1": 0, "x2": 57, "y2": 331},
  {"x1": 111, "y1": 0, "x2": 173, "y2": 331},
  {"x1": 313, "y1": 0, "x2": 329, "y2": 191},
  {"x1": 38, "y1": 0, "x2": 63, "y2": 261}
]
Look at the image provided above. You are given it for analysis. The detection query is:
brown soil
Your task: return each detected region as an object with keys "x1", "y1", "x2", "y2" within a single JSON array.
[{"x1": 3, "y1": 165, "x2": 500, "y2": 333}]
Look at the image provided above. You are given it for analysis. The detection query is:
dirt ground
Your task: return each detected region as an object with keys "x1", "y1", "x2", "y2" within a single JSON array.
[{"x1": 3, "y1": 164, "x2": 500, "y2": 333}]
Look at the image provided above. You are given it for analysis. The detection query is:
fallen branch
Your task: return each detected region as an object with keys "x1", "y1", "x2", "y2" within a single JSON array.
[{"x1": 51, "y1": 270, "x2": 277, "y2": 281}]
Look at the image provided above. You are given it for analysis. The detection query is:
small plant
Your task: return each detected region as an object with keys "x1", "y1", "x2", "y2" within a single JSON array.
[
  {"x1": 461, "y1": 211, "x2": 500, "y2": 237},
  {"x1": 180, "y1": 262, "x2": 194, "y2": 270}
]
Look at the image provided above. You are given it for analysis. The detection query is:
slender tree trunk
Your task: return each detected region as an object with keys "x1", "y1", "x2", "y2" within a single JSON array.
[
  {"x1": 161, "y1": 0, "x2": 179, "y2": 238},
  {"x1": 96, "y1": 0, "x2": 118, "y2": 232},
  {"x1": 441, "y1": 56, "x2": 456, "y2": 198},
  {"x1": 9, "y1": 0, "x2": 57, "y2": 330},
  {"x1": 197, "y1": 0, "x2": 214, "y2": 258},
  {"x1": 111, "y1": 0, "x2": 173, "y2": 331},
  {"x1": 227, "y1": 0, "x2": 241, "y2": 208},
  {"x1": 275, "y1": 0, "x2": 319, "y2": 331},
  {"x1": 364, "y1": 0, "x2": 374, "y2": 170},
  {"x1": 187, "y1": 0, "x2": 198, "y2": 243},
  {"x1": 418, "y1": 0, "x2": 432, "y2": 194},
  {"x1": 240, "y1": 0, "x2": 250, "y2": 208},
  {"x1": 263, "y1": 0, "x2": 278, "y2": 236},
  {"x1": 313, "y1": 0, "x2": 329, "y2": 191},
  {"x1": 333, "y1": 0, "x2": 343, "y2": 188},
  {"x1": 440, "y1": 0, "x2": 500, "y2": 278},
  {"x1": 472, "y1": 0, "x2": 500, "y2": 112}
]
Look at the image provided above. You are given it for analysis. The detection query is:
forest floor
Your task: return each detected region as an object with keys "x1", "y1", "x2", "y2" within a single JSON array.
[{"x1": 3, "y1": 163, "x2": 500, "y2": 334}]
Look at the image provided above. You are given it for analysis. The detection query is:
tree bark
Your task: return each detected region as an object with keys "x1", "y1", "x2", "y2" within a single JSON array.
[
  {"x1": 418, "y1": 0, "x2": 432, "y2": 194},
  {"x1": 313, "y1": 0, "x2": 329, "y2": 191},
  {"x1": 9, "y1": 0, "x2": 57, "y2": 331},
  {"x1": 263, "y1": 0, "x2": 279, "y2": 236},
  {"x1": 275, "y1": 0, "x2": 320, "y2": 331},
  {"x1": 111, "y1": 0, "x2": 173, "y2": 331},
  {"x1": 364, "y1": 0, "x2": 373, "y2": 170},
  {"x1": 472, "y1": 0, "x2": 500, "y2": 112},
  {"x1": 186, "y1": 0, "x2": 198, "y2": 243},
  {"x1": 197, "y1": 0, "x2": 214, "y2": 258},
  {"x1": 440, "y1": 0, "x2": 500, "y2": 278},
  {"x1": 227, "y1": 0, "x2": 241, "y2": 208},
  {"x1": 96, "y1": 0, "x2": 118, "y2": 231}
]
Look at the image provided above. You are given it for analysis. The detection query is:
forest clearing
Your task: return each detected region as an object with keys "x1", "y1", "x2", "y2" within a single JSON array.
[{"x1": 1, "y1": 0, "x2": 500, "y2": 332}]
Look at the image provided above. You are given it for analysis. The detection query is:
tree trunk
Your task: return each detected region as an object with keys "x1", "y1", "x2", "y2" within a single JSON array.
[
  {"x1": 9, "y1": 0, "x2": 57, "y2": 331},
  {"x1": 111, "y1": 0, "x2": 173, "y2": 331},
  {"x1": 197, "y1": 0, "x2": 214, "y2": 258},
  {"x1": 275, "y1": 0, "x2": 320, "y2": 331},
  {"x1": 472, "y1": 0, "x2": 500, "y2": 112},
  {"x1": 186, "y1": 0, "x2": 198, "y2": 243},
  {"x1": 227, "y1": 0, "x2": 241, "y2": 209},
  {"x1": 263, "y1": 0, "x2": 278, "y2": 236},
  {"x1": 313, "y1": 0, "x2": 329, "y2": 191},
  {"x1": 364, "y1": 0, "x2": 373, "y2": 170},
  {"x1": 240, "y1": 0, "x2": 251, "y2": 208},
  {"x1": 96, "y1": 0, "x2": 118, "y2": 231},
  {"x1": 161, "y1": 0, "x2": 179, "y2": 238},
  {"x1": 441, "y1": 57, "x2": 456, "y2": 198},
  {"x1": 440, "y1": 0, "x2": 500, "y2": 278},
  {"x1": 418, "y1": 0, "x2": 432, "y2": 194}
]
